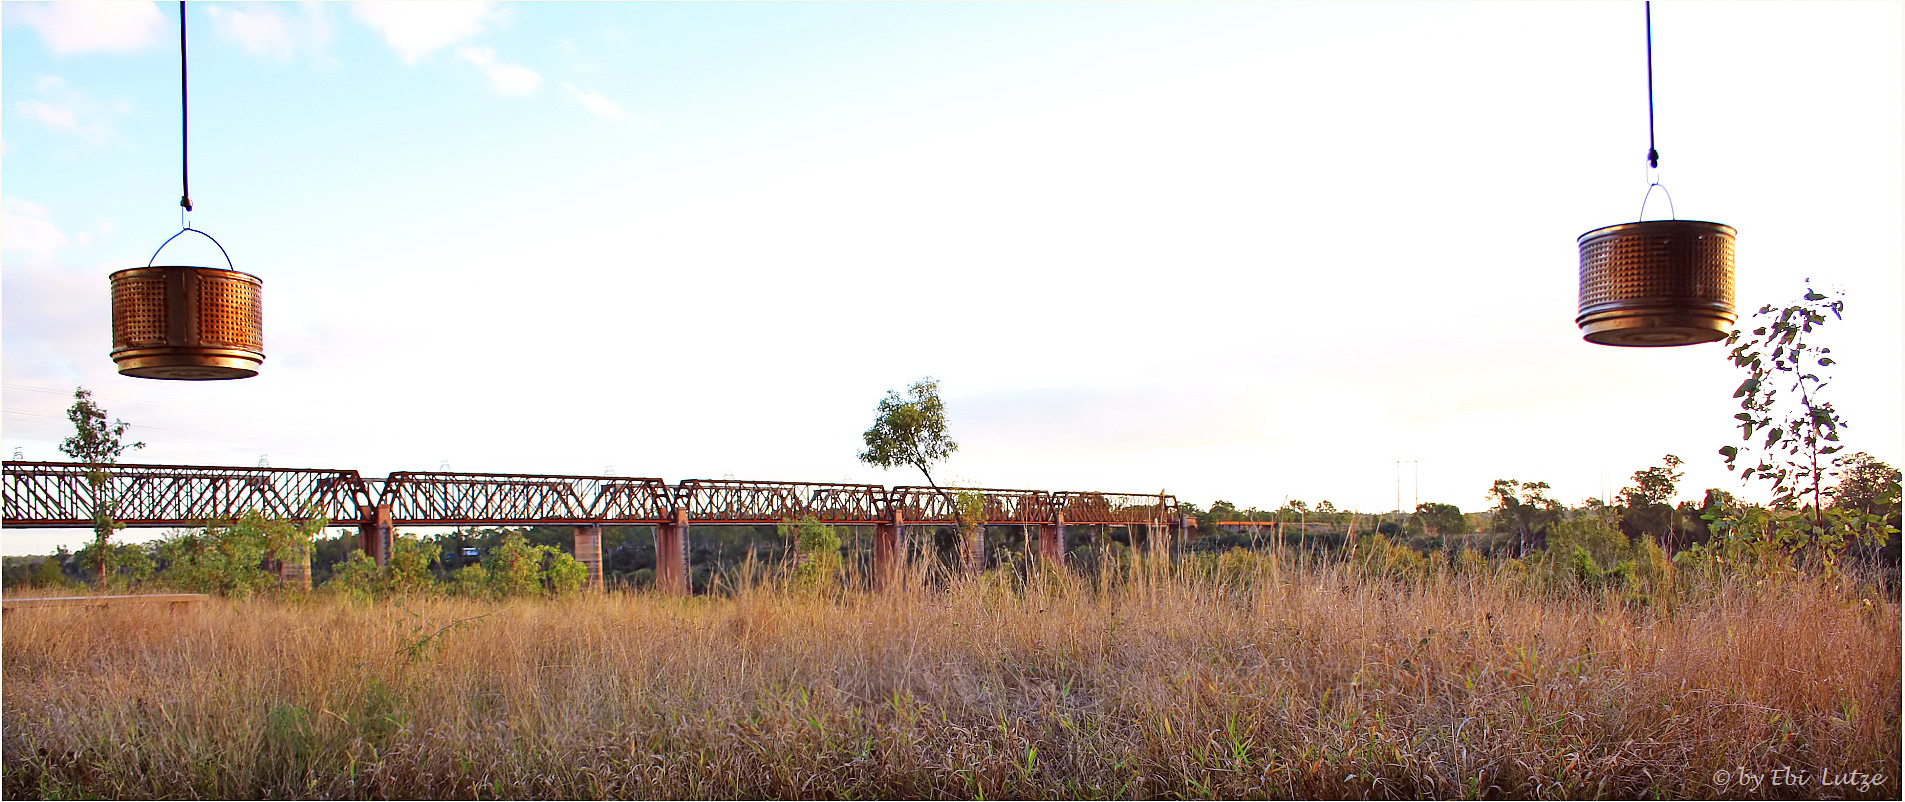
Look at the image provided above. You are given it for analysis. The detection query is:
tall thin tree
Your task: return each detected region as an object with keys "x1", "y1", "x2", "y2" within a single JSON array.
[
  {"x1": 60, "y1": 388, "x2": 145, "y2": 584},
  {"x1": 858, "y1": 378, "x2": 974, "y2": 569}
]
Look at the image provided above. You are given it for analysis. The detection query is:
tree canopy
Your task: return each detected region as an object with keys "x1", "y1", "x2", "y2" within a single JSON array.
[
  {"x1": 1618, "y1": 454, "x2": 1684, "y2": 509},
  {"x1": 59, "y1": 387, "x2": 144, "y2": 465},
  {"x1": 1832, "y1": 452, "x2": 1900, "y2": 519},
  {"x1": 1414, "y1": 502, "x2": 1465, "y2": 539},
  {"x1": 858, "y1": 377, "x2": 957, "y2": 488}
]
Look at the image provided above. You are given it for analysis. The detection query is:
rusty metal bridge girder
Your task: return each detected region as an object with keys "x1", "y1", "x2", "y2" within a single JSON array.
[
  {"x1": 2, "y1": 461, "x2": 371, "y2": 529},
  {"x1": 1051, "y1": 491, "x2": 1179, "y2": 525},
  {"x1": 3, "y1": 461, "x2": 1182, "y2": 529},
  {"x1": 890, "y1": 486, "x2": 1051, "y2": 525},
  {"x1": 378, "y1": 471, "x2": 672, "y2": 526},
  {"x1": 593, "y1": 477, "x2": 677, "y2": 523},
  {"x1": 675, "y1": 480, "x2": 889, "y2": 525}
]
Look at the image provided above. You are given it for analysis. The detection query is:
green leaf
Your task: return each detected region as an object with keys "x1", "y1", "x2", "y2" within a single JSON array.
[{"x1": 1765, "y1": 428, "x2": 1783, "y2": 447}]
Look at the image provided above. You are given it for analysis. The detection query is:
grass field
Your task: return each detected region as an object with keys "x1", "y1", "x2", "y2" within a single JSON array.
[{"x1": 3, "y1": 555, "x2": 1898, "y2": 799}]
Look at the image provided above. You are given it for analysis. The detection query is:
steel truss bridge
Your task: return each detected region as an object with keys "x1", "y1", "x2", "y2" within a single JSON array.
[{"x1": 3, "y1": 461, "x2": 1186, "y2": 593}]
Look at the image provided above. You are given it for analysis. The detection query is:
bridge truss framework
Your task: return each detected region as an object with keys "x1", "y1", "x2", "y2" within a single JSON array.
[{"x1": 4, "y1": 461, "x2": 1187, "y2": 593}]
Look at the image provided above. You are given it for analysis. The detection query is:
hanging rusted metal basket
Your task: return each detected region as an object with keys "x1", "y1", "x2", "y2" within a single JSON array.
[
  {"x1": 1576, "y1": 3, "x2": 1737, "y2": 348},
  {"x1": 110, "y1": 228, "x2": 263, "y2": 380},
  {"x1": 1576, "y1": 219, "x2": 1735, "y2": 347}
]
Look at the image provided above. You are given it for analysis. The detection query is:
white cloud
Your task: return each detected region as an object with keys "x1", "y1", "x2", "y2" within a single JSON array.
[
  {"x1": 456, "y1": 45, "x2": 541, "y2": 96},
  {"x1": 206, "y1": 5, "x2": 293, "y2": 60},
  {"x1": 13, "y1": 75, "x2": 119, "y2": 142},
  {"x1": 351, "y1": 1, "x2": 499, "y2": 64},
  {"x1": 561, "y1": 82, "x2": 644, "y2": 125},
  {"x1": 1, "y1": 199, "x2": 69, "y2": 258},
  {"x1": 9, "y1": 1, "x2": 165, "y2": 55},
  {"x1": 15, "y1": 100, "x2": 83, "y2": 133},
  {"x1": 205, "y1": 3, "x2": 332, "y2": 63}
]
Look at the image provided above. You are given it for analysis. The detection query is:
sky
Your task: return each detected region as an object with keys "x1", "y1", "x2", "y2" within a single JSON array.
[{"x1": 3, "y1": 1, "x2": 1900, "y2": 555}]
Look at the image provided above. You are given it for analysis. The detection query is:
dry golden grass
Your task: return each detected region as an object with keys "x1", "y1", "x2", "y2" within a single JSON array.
[{"x1": 3, "y1": 556, "x2": 1898, "y2": 799}]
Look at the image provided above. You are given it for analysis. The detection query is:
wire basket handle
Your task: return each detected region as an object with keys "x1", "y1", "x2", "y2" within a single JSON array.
[
  {"x1": 146, "y1": 226, "x2": 235, "y2": 270},
  {"x1": 1637, "y1": 181, "x2": 1677, "y2": 222}
]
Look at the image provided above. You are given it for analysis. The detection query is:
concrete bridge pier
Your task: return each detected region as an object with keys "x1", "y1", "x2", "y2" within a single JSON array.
[
  {"x1": 1167, "y1": 514, "x2": 1194, "y2": 556},
  {"x1": 358, "y1": 504, "x2": 392, "y2": 567},
  {"x1": 1038, "y1": 513, "x2": 1066, "y2": 566},
  {"x1": 873, "y1": 508, "x2": 905, "y2": 590},
  {"x1": 573, "y1": 525, "x2": 602, "y2": 590},
  {"x1": 654, "y1": 509, "x2": 689, "y2": 595},
  {"x1": 275, "y1": 543, "x2": 312, "y2": 589},
  {"x1": 960, "y1": 524, "x2": 985, "y2": 574}
]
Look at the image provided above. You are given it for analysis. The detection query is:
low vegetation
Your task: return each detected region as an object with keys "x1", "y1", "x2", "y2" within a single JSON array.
[
  {"x1": 4, "y1": 552, "x2": 1897, "y2": 800},
  {"x1": 5, "y1": 285, "x2": 1895, "y2": 798}
]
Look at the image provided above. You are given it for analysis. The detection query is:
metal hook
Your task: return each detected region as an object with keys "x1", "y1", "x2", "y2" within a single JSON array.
[{"x1": 147, "y1": 226, "x2": 236, "y2": 270}]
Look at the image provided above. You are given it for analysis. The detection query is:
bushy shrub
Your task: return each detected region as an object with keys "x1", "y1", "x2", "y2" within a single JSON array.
[
  {"x1": 543, "y1": 551, "x2": 587, "y2": 597},
  {"x1": 28, "y1": 555, "x2": 70, "y2": 589},
  {"x1": 151, "y1": 511, "x2": 325, "y2": 597},
  {"x1": 483, "y1": 533, "x2": 546, "y2": 597},
  {"x1": 327, "y1": 551, "x2": 382, "y2": 602},
  {"x1": 480, "y1": 532, "x2": 586, "y2": 598},
  {"x1": 1355, "y1": 534, "x2": 1430, "y2": 581},
  {"x1": 155, "y1": 527, "x2": 268, "y2": 596},
  {"x1": 322, "y1": 534, "x2": 441, "y2": 600},
  {"x1": 387, "y1": 537, "x2": 438, "y2": 595},
  {"x1": 451, "y1": 564, "x2": 491, "y2": 598},
  {"x1": 1547, "y1": 516, "x2": 1627, "y2": 569},
  {"x1": 70, "y1": 541, "x2": 153, "y2": 589},
  {"x1": 780, "y1": 516, "x2": 842, "y2": 592}
]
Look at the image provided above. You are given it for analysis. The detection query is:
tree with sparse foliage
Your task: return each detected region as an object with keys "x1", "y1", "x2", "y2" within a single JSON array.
[
  {"x1": 1314, "y1": 500, "x2": 1340, "y2": 529},
  {"x1": 1701, "y1": 285, "x2": 1894, "y2": 571},
  {"x1": 1618, "y1": 454, "x2": 1685, "y2": 508},
  {"x1": 858, "y1": 377, "x2": 971, "y2": 547},
  {"x1": 1618, "y1": 454, "x2": 1684, "y2": 542},
  {"x1": 1488, "y1": 479, "x2": 1561, "y2": 557},
  {"x1": 59, "y1": 387, "x2": 144, "y2": 585},
  {"x1": 1720, "y1": 285, "x2": 1847, "y2": 519}
]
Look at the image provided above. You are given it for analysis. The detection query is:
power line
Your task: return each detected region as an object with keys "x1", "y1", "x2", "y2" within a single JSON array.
[{"x1": 3, "y1": 408, "x2": 303, "y2": 448}]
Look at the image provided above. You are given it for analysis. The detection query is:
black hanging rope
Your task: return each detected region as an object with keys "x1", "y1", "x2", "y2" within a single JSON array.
[
  {"x1": 1638, "y1": 0, "x2": 1653, "y2": 167},
  {"x1": 179, "y1": 0, "x2": 192, "y2": 212}
]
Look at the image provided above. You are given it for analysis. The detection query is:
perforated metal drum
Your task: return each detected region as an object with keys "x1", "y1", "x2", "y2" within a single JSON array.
[
  {"x1": 1576, "y1": 220, "x2": 1735, "y2": 347},
  {"x1": 109, "y1": 265, "x2": 264, "y2": 380}
]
